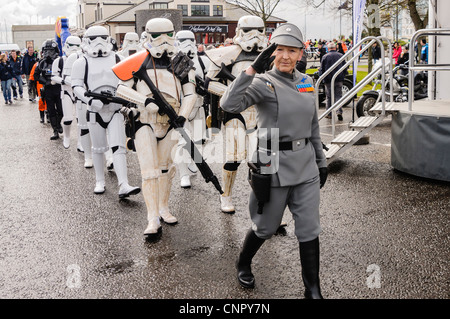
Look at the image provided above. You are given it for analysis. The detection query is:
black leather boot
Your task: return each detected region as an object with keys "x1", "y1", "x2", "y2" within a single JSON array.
[
  {"x1": 236, "y1": 229, "x2": 265, "y2": 288},
  {"x1": 39, "y1": 111, "x2": 45, "y2": 123},
  {"x1": 300, "y1": 237, "x2": 323, "y2": 299},
  {"x1": 49, "y1": 117, "x2": 59, "y2": 140}
]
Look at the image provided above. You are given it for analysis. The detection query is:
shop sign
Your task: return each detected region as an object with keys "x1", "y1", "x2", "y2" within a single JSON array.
[{"x1": 183, "y1": 25, "x2": 228, "y2": 33}]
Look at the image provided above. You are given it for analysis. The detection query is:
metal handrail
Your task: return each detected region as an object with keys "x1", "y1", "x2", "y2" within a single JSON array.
[
  {"x1": 315, "y1": 36, "x2": 390, "y2": 137},
  {"x1": 330, "y1": 37, "x2": 391, "y2": 114},
  {"x1": 408, "y1": 28, "x2": 450, "y2": 111}
]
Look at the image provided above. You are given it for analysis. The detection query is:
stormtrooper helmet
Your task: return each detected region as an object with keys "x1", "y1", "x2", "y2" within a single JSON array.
[
  {"x1": 175, "y1": 30, "x2": 196, "y2": 59},
  {"x1": 121, "y1": 32, "x2": 140, "y2": 56},
  {"x1": 233, "y1": 16, "x2": 267, "y2": 52},
  {"x1": 83, "y1": 26, "x2": 111, "y2": 57},
  {"x1": 63, "y1": 36, "x2": 82, "y2": 56},
  {"x1": 140, "y1": 31, "x2": 147, "y2": 44},
  {"x1": 144, "y1": 18, "x2": 177, "y2": 58},
  {"x1": 42, "y1": 39, "x2": 60, "y2": 60}
]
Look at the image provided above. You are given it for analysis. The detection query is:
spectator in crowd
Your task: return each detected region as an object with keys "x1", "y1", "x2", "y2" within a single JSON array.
[
  {"x1": 224, "y1": 38, "x2": 233, "y2": 46},
  {"x1": 392, "y1": 41, "x2": 402, "y2": 66},
  {"x1": 371, "y1": 42, "x2": 381, "y2": 66},
  {"x1": 420, "y1": 38, "x2": 428, "y2": 64},
  {"x1": 9, "y1": 50, "x2": 23, "y2": 100},
  {"x1": 296, "y1": 49, "x2": 307, "y2": 73},
  {"x1": 397, "y1": 44, "x2": 409, "y2": 75},
  {"x1": 21, "y1": 46, "x2": 37, "y2": 102},
  {"x1": 0, "y1": 53, "x2": 14, "y2": 104},
  {"x1": 197, "y1": 44, "x2": 206, "y2": 56},
  {"x1": 319, "y1": 41, "x2": 347, "y2": 121},
  {"x1": 318, "y1": 41, "x2": 327, "y2": 62}
]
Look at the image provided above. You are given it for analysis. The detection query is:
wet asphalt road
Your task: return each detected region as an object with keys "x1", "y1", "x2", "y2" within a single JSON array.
[{"x1": 0, "y1": 97, "x2": 448, "y2": 300}]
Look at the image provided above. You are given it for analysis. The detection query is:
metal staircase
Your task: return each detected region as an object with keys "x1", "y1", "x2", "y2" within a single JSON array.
[{"x1": 314, "y1": 36, "x2": 395, "y2": 164}]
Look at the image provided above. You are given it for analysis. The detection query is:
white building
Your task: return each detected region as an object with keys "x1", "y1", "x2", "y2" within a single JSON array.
[
  {"x1": 75, "y1": 0, "x2": 284, "y2": 45},
  {"x1": 11, "y1": 24, "x2": 55, "y2": 51}
]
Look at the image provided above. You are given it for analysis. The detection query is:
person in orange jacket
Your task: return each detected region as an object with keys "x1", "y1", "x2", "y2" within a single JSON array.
[{"x1": 29, "y1": 60, "x2": 48, "y2": 123}]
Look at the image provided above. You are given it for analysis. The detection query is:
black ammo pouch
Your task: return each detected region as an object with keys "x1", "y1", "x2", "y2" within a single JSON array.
[
  {"x1": 247, "y1": 162, "x2": 271, "y2": 215},
  {"x1": 167, "y1": 51, "x2": 194, "y2": 81}
]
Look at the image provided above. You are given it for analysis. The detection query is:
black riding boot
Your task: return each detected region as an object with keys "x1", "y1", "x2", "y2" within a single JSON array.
[
  {"x1": 236, "y1": 229, "x2": 265, "y2": 288},
  {"x1": 39, "y1": 111, "x2": 45, "y2": 123},
  {"x1": 299, "y1": 237, "x2": 323, "y2": 299},
  {"x1": 49, "y1": 116, "x2": 59, "y2": 140}
]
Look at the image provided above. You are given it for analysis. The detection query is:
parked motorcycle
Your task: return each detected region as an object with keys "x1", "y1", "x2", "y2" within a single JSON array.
[{"x1": 356, "y1": 61, "x2": 428, "y2": 117}]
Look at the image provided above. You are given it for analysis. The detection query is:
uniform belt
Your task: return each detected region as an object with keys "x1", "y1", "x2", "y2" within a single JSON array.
[{"x1": 260, "y1": 138, "x2": 308, "y2": 151}]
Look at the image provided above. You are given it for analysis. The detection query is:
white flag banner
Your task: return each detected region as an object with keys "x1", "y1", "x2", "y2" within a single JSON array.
[{"x1": 353, "y1": 0, "x2": 366, "y2": 85}]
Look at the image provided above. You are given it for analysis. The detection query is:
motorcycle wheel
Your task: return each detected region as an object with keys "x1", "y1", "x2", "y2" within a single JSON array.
[
  {"x1": 356, "y1": 95, "x2": 377, "y2": 117},
  {"x1": 342, "y1": 81, "x2": 354, "y2": 106}
]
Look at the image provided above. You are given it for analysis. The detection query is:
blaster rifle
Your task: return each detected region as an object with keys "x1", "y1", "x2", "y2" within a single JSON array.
[
  {"x1": 132, "y1": 65, "x2": 224, "y2": 195},
  {"x1": 85, "y1": 90, "x2": 136, "y2": 107}
]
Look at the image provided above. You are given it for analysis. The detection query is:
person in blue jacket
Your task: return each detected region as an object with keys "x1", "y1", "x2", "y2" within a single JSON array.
[
  {"x1": 21, "y1": 46, "x2": 37, "y2": 102},
  {"x1": 420, "y1": 38, "x2": 428, "y2": 64},
  {"x1": 9, "y1": 50, "x2": 23, "y2": 99}
]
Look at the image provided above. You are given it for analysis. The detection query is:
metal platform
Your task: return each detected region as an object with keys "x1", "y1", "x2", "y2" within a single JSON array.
[{"x1": 391, "y1": 99, "x2": 450, "y2": 182}]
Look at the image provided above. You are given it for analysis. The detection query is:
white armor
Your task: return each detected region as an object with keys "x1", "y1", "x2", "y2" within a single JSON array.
[
  {"x1": 233, "y1": 15, "x2": 267, "y2": 52},
  {"x1": 72, "y1": 26, "x2": 140, "y2": 198},
  {"x1": 64, "y1": 50, "x2": 93, "y2": 167},
  {"x1": 139, "y1": 31, "x2": 147, "y2": 49},
  {"x1": 52, "y1": 36, "x2": 82, "y2": 149},
  {"x1": 143, "y1": 18, "x2": 177, "y2": 58},
  {"x1": 118, "y1": 32, "x2": 141, "y2": 58},
  {"x1": 114, "y1": 18, "x2": 197, "y2": 240},
  {"x1": 205, "y1": 15, "x2": 267, "y2": 213},
  {"x1": 174, "y1": 30, "x2": 211, "y2": 188}
]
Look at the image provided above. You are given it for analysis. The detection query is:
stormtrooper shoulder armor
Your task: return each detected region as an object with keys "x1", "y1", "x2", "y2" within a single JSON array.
[
  {"x1": 112, "y1": 50, "x2": 149, "y2": 81},
  {"x1": 205, "y1": 45, "x2": 242, "y2": 68}
]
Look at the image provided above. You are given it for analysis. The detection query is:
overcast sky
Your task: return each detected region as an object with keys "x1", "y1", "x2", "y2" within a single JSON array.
[{"x1": 0, "y1": 0, "x2": 352, "y2": 43}]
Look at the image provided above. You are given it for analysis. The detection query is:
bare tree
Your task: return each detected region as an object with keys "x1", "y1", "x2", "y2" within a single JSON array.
[{"x1": 227, "y1": 0, "x2": 282, "y2": 25}]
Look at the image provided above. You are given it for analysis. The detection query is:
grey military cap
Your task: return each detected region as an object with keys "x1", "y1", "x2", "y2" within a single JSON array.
[{"x1": 270, "y1": 23, "x2": 304, "y2": 49}]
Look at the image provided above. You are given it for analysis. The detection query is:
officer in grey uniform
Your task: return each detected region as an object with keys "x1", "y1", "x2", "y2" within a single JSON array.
[{"x1": 220, "y1": 23, "x2": 328, "y2": 299}]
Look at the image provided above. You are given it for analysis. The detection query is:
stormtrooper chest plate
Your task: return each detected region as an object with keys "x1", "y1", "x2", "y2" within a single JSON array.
[{"x1": 85, "y1": 54, "x2": 119, "y2": 92}]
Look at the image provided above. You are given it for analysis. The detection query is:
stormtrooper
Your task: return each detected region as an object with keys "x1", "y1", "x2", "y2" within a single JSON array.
[
  {"x1": 112, "y1": 18, "x2": 198, "y2": 240},
  {"x1": 71, "y1": 25, "x2": 140, "y2": 198},
  {"x1": 174, "y1": 30, "x2": 210, "y2": 188},
  {"x1": 63, "y1": 38, "x2": 94, "y2": 167},
  {"x1": 139, "y1": 31, "x2": 147, "y2": 49},
  {"x1": 118, "y1": 32, "x2": 141, "y2": 58},
  {"x1": 35, "y1": 39, "x2": 64, "y2": 140},
  {"x1": 205, "y1": 15, "x2": 267, "y2": 213},
  {"x1": 52, "y1": 35, "x2": 82, "y2": 149}
]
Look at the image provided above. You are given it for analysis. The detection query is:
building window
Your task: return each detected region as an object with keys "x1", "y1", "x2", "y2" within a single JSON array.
[
  {"x1": 177, "y1": 5, "x2": 188, "y2": 16},
  {"x1": 192, "y1": 5, "x2": 210, "y2": 16},
  {"x1": 150, "y1": 2, "x2": 169, "y2": 9},
  {"x1": 213, "y1": 5, "x2": 223, "y2": 16},
  {"x1": 191, "y1": 0, "x2": 209, "y2": 2}
]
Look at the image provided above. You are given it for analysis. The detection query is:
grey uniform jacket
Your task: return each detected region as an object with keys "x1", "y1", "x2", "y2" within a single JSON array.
[{"x1": 220, "y1": 67, "x2": 327, "y2": 187}]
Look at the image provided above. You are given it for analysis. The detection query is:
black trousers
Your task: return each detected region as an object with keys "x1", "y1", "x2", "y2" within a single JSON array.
[{"x1": 44, "y1": 85, "x2": 63, "y2": 120}]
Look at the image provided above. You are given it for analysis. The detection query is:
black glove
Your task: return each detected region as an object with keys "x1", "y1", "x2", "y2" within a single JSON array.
[
  {"x1": 319, "y1": 167, "x2": 328, "y2": 189},
  {"x1": 172, "y1": 115, "x2": 186, "y2": 128},
  {"x1": 251, "y1": 43, "x2": 278, "y2": 74}
]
